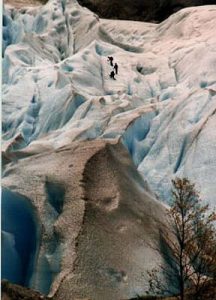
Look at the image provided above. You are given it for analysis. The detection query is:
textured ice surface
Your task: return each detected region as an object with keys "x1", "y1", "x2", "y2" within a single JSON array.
[
  {"x1": 3, "y1": 2, "x2": 216, "y2": 207},
  {"x1": 2, "y1": 1, "x2": 216, "y2": 297}
]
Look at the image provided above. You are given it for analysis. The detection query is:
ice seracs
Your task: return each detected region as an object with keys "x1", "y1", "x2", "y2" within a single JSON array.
[{"x1": 2, "y1": 0, "x2": 216, "y2": 298}]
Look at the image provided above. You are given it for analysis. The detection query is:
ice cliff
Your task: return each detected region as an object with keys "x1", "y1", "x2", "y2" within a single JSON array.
[{"x1": 2, "y1": 0, "x2": 216, "y2": 298}]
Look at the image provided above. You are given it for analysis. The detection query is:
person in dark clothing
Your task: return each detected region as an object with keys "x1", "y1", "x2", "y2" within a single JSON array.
[
  {"x1": 114, "y1": 63, "x2": 118, "y2": 74},
  {"x1": 107, "y1": 56, "x2": 114, "y2": 66},
  {"x1": 110, "y1": 70, "x2": 116, "y2": 80}
]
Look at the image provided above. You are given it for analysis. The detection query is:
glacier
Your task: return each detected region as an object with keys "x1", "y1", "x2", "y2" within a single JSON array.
[
  {"x1": 2, "y1": 0, "x2": 216, "y2": 298},
  {"x1": 2, "y1": 188, "x2": 38, "y2": 286},
  {"x1": 3, "y1": 1, "x2": 216, "y2": 206}
]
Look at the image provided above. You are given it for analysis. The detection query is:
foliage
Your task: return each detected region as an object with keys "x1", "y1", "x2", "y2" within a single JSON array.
[{"x1": 147, "y1": 178, "x2": 216, "y2": 300}]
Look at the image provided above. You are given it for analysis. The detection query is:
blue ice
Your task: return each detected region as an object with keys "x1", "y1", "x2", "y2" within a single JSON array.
[{"x1": 1, "y1": 188, "x2": 38, "y2": 286}]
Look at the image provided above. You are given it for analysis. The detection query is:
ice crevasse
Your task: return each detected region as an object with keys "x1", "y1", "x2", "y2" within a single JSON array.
[
  {"x1": 2, "y1": 0, "x2": 216, "y2": 297},
  {"x1": 3, "y1": 0, "x2": 216, "y2": 205}
]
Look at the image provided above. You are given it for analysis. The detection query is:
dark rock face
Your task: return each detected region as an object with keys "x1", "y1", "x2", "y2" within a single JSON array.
[
  {"x1": 78, "y1": 0, "x2": 216, "y2": 22},
  {"x1": 1, "y1": 280, "x2": 49, "y2": 300}
]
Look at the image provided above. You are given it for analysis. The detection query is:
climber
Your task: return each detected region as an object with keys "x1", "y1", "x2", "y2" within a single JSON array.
[
  {"x1": 114, "y1": 63, "x2": 118, "y2": 75},
  {"x1": 110, "y1": 70, "x2": 116, "y2": 80},
  {"x1": 107, "y1": 56, "x2": 114, "y2": 66}
]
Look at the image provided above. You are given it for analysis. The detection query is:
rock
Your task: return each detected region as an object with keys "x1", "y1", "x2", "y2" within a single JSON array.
[
  {"x1": 1, "y1": 280, "x2": 49, "y2": 300},
  {"x1": 78, "y1": 0, "x2": 216, "y2": 22},
  {"x1": 2, "y1": 1, "x2": 216, "y2": 299},
  {"x1": 2, "y1": 140, "x2": 169, "y2": 300}
]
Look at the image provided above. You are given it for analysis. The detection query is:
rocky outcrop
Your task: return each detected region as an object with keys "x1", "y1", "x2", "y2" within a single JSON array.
[
  {"x1": 1, "y1": 280, "x2": 48, "y2": 300},
  {"x1": 78, "y1": 0, "x2": 216, "y2": 21}
]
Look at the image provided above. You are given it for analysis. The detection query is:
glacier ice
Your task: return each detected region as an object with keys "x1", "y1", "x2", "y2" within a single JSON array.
[
  {"x1": 2, "y1": 188, "x2": 38, "y2": 286},
  {"x1": 3, "y1": 0, "x2": 216, "y2": 227},
  {"x1": 2, "y1": 139, "x2": 170, "y2": 299},
  {"x1": 2, "y1": 0, "x2": 216, "y2": 297}
]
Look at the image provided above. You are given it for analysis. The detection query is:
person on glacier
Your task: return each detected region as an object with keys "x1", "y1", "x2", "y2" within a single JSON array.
[
  {"x1": 110, "y1": 70, "x2": 116, "y2": 80},
  {"x1": 114, "y1": 63, "x2": 118, "y2": 75},
  {"x1": 107, "y1": 56, "x2": 114, "y2": 66}
]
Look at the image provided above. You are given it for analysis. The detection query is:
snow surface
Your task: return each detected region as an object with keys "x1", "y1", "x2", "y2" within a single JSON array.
[{"x1": 2, "y1": 1, "x2": 216, "y2": 207}]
